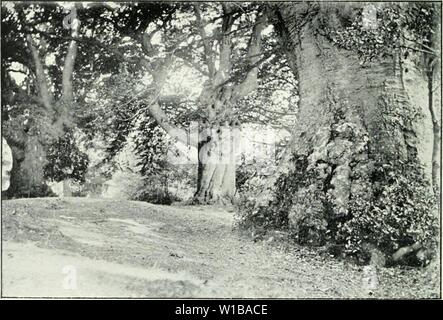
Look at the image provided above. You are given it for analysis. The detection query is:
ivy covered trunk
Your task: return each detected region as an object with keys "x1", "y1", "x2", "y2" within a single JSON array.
[{"x1": 272, "y1": 3, "x2": 438, "y2": 255}]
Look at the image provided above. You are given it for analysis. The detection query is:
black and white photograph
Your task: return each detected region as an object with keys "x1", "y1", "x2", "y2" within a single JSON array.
[{"x1": 0, "y1": 0, "x2": 442, "y2": 303}]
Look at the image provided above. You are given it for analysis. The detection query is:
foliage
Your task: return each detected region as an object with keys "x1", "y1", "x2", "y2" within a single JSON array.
[
  {"x1": 238, "y1": 143, "x2": 437, "y2": 262},
  {"x1": 322, "y1": 2, "x2": 439, "y2": 65},
  {"x1": 3, "y1": 131, "x2": 56, "y2": 199},
  {"x1": 338, "y1": 161, "x2": 438, "y2": 259},
  {"x1": 133, "y1": 117, "x2": 170, "y2": 177},
  {"x1": 323, "y1": 5, "x2": 402, "y2": 62},
  {"x1": 234, "y1": 148, "x2": 293, "y2": 231},
  {"x1": 105, "y1": 167, "x2": 193, "y2": 205},
  {"x1": 235, "y1": 172, "x2": 276, "y2": 231},
  {"x1": 44, "y1": 128, "x2": 89, "y2": 183}
]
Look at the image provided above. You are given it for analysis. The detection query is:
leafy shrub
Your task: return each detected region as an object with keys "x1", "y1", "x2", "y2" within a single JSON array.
[
  {"x1": 4, "y1": 181, "x2": 57, "y2": 199},
  {"x1": 103, "y1": 170, "x2": 175, "y2": 204},
  {"x1": 236, "y1": 147, "x2": 438, "y2": 263},
  {"x1": 287, "y1": 185, "x2": 328, "y2": 246},
  {"x1": 323, "y1": 2, "x2": 437, "y2": 66},
  {"x1": 336, "y1": 161, "x2": 438, "y2": 258},
  {"x1": 234, "y1": 174, "x2": 276, "y2": 230},
  {"x1": 234, "y1": 153, "x2": 299, "y2": 231},
  {"x1": 44, "y1": 128, "x2": 89, "y2": 184},
  {"x1": 131, "y1": 175, "x2": 181, "y2": 205}
]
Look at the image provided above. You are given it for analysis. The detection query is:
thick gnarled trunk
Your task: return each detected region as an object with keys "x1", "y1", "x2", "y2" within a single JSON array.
[
  {"x1": 274, "y1": 3, "x2": 431, "y2": 242},
  {"x1": 194, "y1": 123, "x2": 237, "y2": 205},
  {"x1": 194, "y1": 161, "x2": 236, "y2": 205}
]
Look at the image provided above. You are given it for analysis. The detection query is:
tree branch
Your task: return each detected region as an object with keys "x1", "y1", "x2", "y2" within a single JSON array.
[
  {"x1": 401, "y1": 34, "x2": 439, "y2": 56},
  {"x1": 147, "y1": 102, "x2": 198, "y2": 147},
  {"x1": 124, "y1": 55, "x2": 198, "y2": 147},
  {"x1": 194, "y1": 4, "x2": 215, "y2": 78},
  {"x1": 235, "y1": 14, "x2": 267, "y2": 98},
  {"x1": 29, "y1": 29, "x2": 140, "y2": 68},
  {"x1": 212, "y1": 3, "x2": 236, "y2": 87},
  {"x1": 26, "y1": 34, "x2": 53, "y2": 110},
  {"x1": 62, "y1": 6, "x2": 80, "y2": 103},
  {"x1": 174, "y1": 50, "x2": 209, "y2": 76}
]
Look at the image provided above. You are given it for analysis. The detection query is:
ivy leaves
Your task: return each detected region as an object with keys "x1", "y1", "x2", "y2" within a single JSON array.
[{"x1": 324, "y1": 3, "x2": 438, "y2": 64}]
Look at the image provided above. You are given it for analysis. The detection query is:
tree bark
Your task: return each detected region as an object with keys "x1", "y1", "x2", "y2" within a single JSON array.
[
  {"x1": 26, "y1": 34, "x2": 53, "y2": 111},
  {"x1": 428, "y1": 8, "x2": 441, "y2": 201},
  {"x1": 57, "y1": 5, "x2": 80, "y2": 132},
  {"x1": 278, "y1": 3, "x2": 414, "y2": 152},
  {"x1": 194, "y1": 123, "x2": 236, "y2": 205}
]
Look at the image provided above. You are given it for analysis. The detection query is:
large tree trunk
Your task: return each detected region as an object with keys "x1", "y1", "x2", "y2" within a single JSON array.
[
  {"x1": 194, "y1": 123, "x2": 236, "y2": 205},
  {"x1": 194, "y1": 161, "x2": 236, "y2": 205},
  {"x1": 274, "y1": 3, "x2": 430, "y2": 238}
]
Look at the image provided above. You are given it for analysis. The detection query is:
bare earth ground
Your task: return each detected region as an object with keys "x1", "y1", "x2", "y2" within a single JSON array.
[{"x1": 1, "y1": 197, "x2": 440, "y2": 298}]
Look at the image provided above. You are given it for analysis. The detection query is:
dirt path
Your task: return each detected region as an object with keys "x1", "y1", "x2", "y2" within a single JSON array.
[{"x1": 1, "y1": 198, "x2": 439, "y2": 298}]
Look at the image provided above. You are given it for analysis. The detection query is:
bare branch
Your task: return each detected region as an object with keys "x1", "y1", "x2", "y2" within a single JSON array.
[{"x1": 214, "y1": 48, "x2": 275, "y2": 91}]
